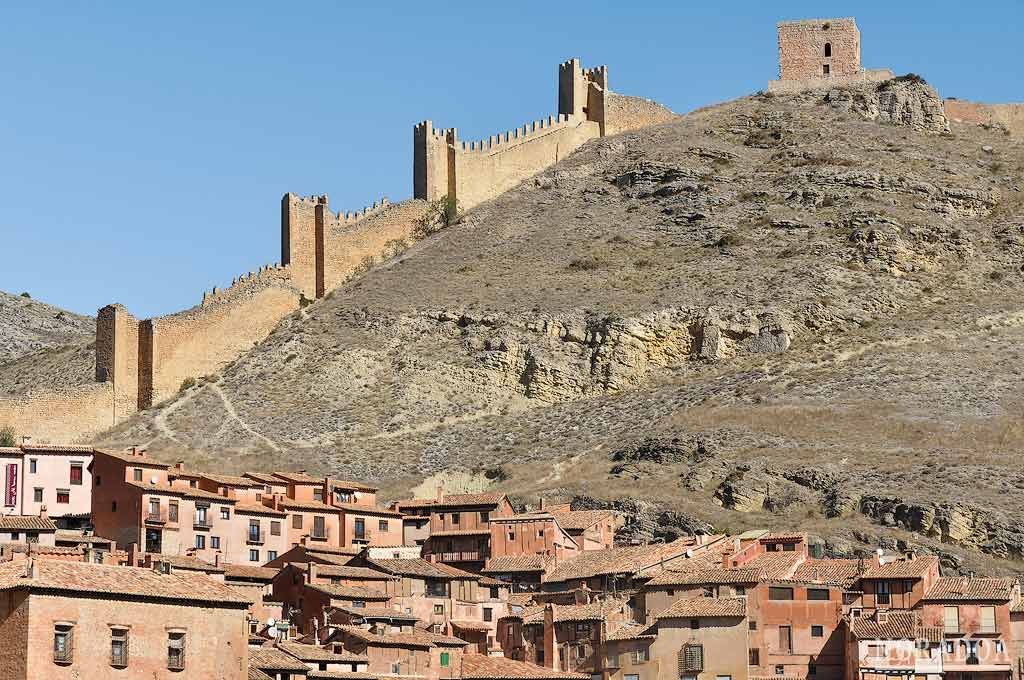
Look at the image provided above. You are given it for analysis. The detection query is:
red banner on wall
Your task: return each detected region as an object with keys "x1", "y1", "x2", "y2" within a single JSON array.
[{"x1": 4, "y1": 464, "x2": 17, "y2": 507}]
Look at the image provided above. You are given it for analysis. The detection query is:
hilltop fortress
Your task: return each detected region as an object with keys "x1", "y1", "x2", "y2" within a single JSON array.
[{"x1": 0, "y1": 58, "x2": 674, "y2": 442}]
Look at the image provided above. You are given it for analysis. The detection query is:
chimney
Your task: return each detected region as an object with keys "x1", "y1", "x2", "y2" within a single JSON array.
[
  {"x1": 308, "y1": 562, "x2": 319, "y2": 582},
  {"x1": 436, "y1": 486, "x2": 443, "y2": 502},
  {"x1": 38, "y1": 505, "x2": 48, "y2": 521},
  {"x1": 876, "y1": 610, "x2": 888, "y2": 624},
  {"x1": 214, "y1": 552, "x2": 221, "y2": 567},
  {"x1": 539, "y1": 498, "x2": 545, "y2": 511},
  {"x1": 131, "y1": 445, "x2": 138, "y2": 456},
  {"x1": 175, "y1": 461, "x2": 185, "y2": 471}
]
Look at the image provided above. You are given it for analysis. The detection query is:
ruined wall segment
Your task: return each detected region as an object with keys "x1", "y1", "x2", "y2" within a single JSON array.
[
  {"x1": 944, "y1": 99, "x2": 1024, "y2": 137},
  {"x1": 95, "y1": 303, "x2": 141, "y2": 415},
  {"x1": 0, "y1": 383, "x2": 115, "y2": 443},
  {"x1": 604, "y1": 93, "x2": 677, "y2": 136}
]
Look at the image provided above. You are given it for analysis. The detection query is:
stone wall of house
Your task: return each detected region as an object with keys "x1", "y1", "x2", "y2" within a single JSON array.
[{"x1": 944, "y1": 99, "x2": 1024, "y2": 137}]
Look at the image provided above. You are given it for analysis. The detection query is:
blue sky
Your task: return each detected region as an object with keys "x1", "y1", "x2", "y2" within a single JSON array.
[{"x1": 1, "y1": 1, "x2": 1020, "y2": 317}]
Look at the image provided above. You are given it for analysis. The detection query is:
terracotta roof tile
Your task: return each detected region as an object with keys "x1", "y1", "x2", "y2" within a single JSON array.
[
  {"x1": 451, "y1": 619, "x2": 492, "y2": 631},
  {"x1": 861, "y1": 556, "x2": 940, "y2": 580},
  {"x1": 922, "y1": 576, "x2": 1014, "y2": 602},
  {"x1": 545, "y1": 539, "x2": 698, "y2": 583},
  {"x1": 332, "y1": 625, "x2": 439, "y2": 649},
  {"x1": 0, "y1": 515, "x2": 57, "y2": 531},
  {"x1": 316, "y1": 565, "x2": 392, "y2": 580},
  {"x1": 307, "y1": 673, "x2": 377, "y2": 680},
  {"x1": 244, "y1": 472, "x2": 284, "y2": 485},
  {"x1": 646, "y1": 566, "x2": 761, "y2": 588},
  {"x1": 19, "y1": 444, "x2": 95, "y2": 454},
  {"x1": 95, "y1": 448, "x2": 169, "y2": 467},
  {"x1": 200, "y1": 473, "x2": 263, "y2": 488},
  {"x1": 429, "y1": 528, "x2": 491, "y2": 537},
  {"x1": 249, "y1": 667, "x2": 275, "y2": 680},
  {"x1": 308, "y1": 583, "x2": 391, "y2": 601},
  {"x1": 277, "y1": 640, "x2": 368, "y2": 663},
  {"x1": 396, "y1": 493, "x2": 508, "y2": 511},
  {"x1": 367, "y1": 558, "x2": 478, "y2": 580},
  {"x1": 605, "y1": 622, "x2": 657, "y2": 641},
  {"x1": 332, "y1": 605, "x2": 419, "y2": 621},
  {"x1": 332, "y1": 502, "x2": 402, "y2": 517},
  {"x1": 328, "y1": 478, "x2": 379, "y2": 492},
  {"x1": 152, "y1": 553, "x2": 225, "y2": 573},
  {"x1": 0, "y1": 560, "x2": 250, "y2": 606},
  {"x1": 278, "y1": 499, "x2": 341, "y2": 513},
  {"x1": 234, "y1": 502, "x2": 287, "y2": 517},
  {"x1": 552, "y1": 598, "x2": 629, "y2": 623},
  {"x1": 849, "y1": 610, "x2": 941, "y2": 642},
  {"x1": 790, "y1": 559, "x2": 862, "y2": 588},
  {"x1": 547, "y1": 510, "x2": 615, "y2": 531},
  {"x1": 483, "y1": 555, "x2": 550, "y2": 574},
  {"x1": 249, "y1": 645, "x2": 310, "y2": 672},
  {"x1": 742, "y1": 553, "x2": 804, "y2": 580},
  {"x1": 459, "y1": 653, "x2": 588, "y2": 679},
  {"x1": 656, "y1": 596, "x2": 747, "y2": 619},
  {"x1": 273, "y1": 471, "x2": 324, "y2": 485},
  {"x1": 224, "y1": 565, "x2": 280, "y2": 581},
  {"x1": 760, "y1": 532, "x2": 806, "y2": 542}
]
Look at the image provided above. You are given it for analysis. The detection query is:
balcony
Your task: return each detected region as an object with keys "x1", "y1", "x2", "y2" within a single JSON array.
[
  {"x1": 310, "y1": 526, "x2": 330, "y2": 542},
  {"x1": 247, "y1": 530, "x2": 266, "y2": 545},
  {"x1": 145, "y1": 511, "x2": 167, "y2": 524},
  {"x1": 193, "y1": 517, "x2": 213, "y2": 530},
  {"x1": 436, "y1": 550, "x2": 485, "y2": 562},
  {"x1": 352, "y1": 528, "x2": 372, "y2": 544}
]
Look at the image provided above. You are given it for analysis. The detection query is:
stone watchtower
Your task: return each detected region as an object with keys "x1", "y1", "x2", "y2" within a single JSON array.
[{"x1": 777, "y1": 17, "x2": 861, "y2": 81}]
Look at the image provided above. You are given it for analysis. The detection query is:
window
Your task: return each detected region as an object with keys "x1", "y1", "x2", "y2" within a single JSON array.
[
  {"x1": 778, "y1": 626, "x2": 792, "y2": 653},
  {"x1": 440, "y1": 652, "x2": 450, "y2": 667},
  {"x1": 811, "y1": 625, "x2": 824, "y2": 638},
  {"x1": 868, "y1": 644, "x2": 887, "y2": 657},
  {"x1": 452, "y1": 512, "x2": 460, "y2": 525},
  {"x1": 944, "y1": 606, "x2": 959, "y2": 633},
  {"x1": 679, "y1": 644, "x2": 703, "y2": 673},
  {"x1": 111, "y1": 501, "x2": 117, "y2": 512},
  {"x1": 824, "y1": 42, "x2": 832, "y2": 57},
  {"x1": 735, "y1": 585, "x2": 746, "y2": 595},
  {"x1": 538, "y1": 530, "x2": 544, "y2": 538},
  {"x1": 749, "y1": 620, "x2": 757, "y2": 630},
  {"x1": 211, "y1": 536, "x2": 221, "y2": 549},
  {"x1": 775, "y1": 666, "x2": 785, "y2": 676},
  {"x1": 716, "y1": 676, "x2": 733, "y2": 680},
  {"x1": 56, "y1": 490, "x2": 70, "y2": 504},
  {"x1": 249, "y1": 549, "x2": 260, "y2": 562},
  {"x1": 33, "y1": 488, "x2": 43, "y2": 503},
  {"x1": 944, "y1": 641, "x2": 954, "y2": 654},
  {"x1": 702, "y1": 586, "x2": 716, "y2": 597},
  {"x1": 379, "y1": 519, "x2": 389, "y2": 532},
  {"x1": 53, "y1": 624, "x2": 74, "y2": 663},
  {"x1": 484, "y1": 607, "x2": 493, "y2": 622},
  {"x1": 666, "y1": 589, "x2": 675, "y2": 596},
  {"x1": 748, "y1": 648, "x2": 760, "y2": 665},
  {"x1": 195, "y1": 506, "x2": 208, "y2": 525},
  {"x1": 70, "y1": 463, "x2": 83, "y2": 485},
  {"x1": 808, "y1": 588, "x2": 830, "y2": 601},
  {"x1": 508, "y1": 531, "x2": 515, "y2": 541},
  {"x1": 576, "y1": 622, "x2": 591, "y2": 634},
  {"x1": 769, "y1": 587, "x2": 794, "y2": 600},
  {"x1": 168, "y1": 502, "x2": 178, "y2": 522},
  {"x1": 149, "y1": 499, "x2": 161, "y2": 516},
  {"x1": 480, "y1": 511, "x2": 489, "y2": 522},
  {"x1": 268, "y1": 550, "x2": 278, "y2": 561},
  {"x1": 110, "y1": 628, "x2": 129, "y2": 667},
  {"x1": 270, "y1": 521, "x2": 281, "y2": 536},
  {"x1": 95, "y1": 475, "x2": 101, "y2": 487},
  {"x1": 249, "y1": 519, "x2": 261, "y2": 542},
  {"x1": 218, "y1": 507, "x2": 228, "y2": 520},
  {"x1": 690, "y1": 619, "x2": 700, "y2": 630},
  {"x1": 625, "y1": 675, "x2": 640, "y2": 680},
  {"x1": 782, "y1": 543, "x2": 795, "y2": 551},
  {"x1": 809, "y1": 664, "x2": 817, "y2": 676},
  {"x1": 352, "y1": 601, "x2": 365, "y2": 608},
  {"x1": 313, "y1": 487, "x2": 324, "y2": 502},
  {"x1": 823, "y1": 64, "x2": 831, "y2": 76},
  {"x1": 292, "y1": 514, "x2": 303, "y2": 529},
  {"x1": 434, "y1": 604, "x2": 444, "y2": 615},
  {"x1": 29, "y1": 459, "x2": 37, "y2": 474},
  {"x1": 195, "y1": 535, "x2": 206, "y2": 550},
  {"x1": 903, "y1": 580, "x2": 914, "y2": 593},
  {"x1": 133, "y1": 468, "x2": 142, "y2": 482},
  {"x1": 313, "y1": 515, "x2": 326, "y2": 539},
  {"x1": 490, "y1": 586, "x2": 499, "y2": 599},
  {"x1": 633, "y1": 647, "x2": 650, "y2": 663},
  {"x1": 876, "y1": 581, "x2": 891, "y2": 605},
  {"x1": 353, "y1": 517, "x2": 365, "y2": 539},
  {"x1": 167, "y1": 632, "x2": 186, "y2": 670},
  {"x1": 981, "y1": 606, "x2": 996, "y2": 633},
  {"x1": 996, "y1": 640, "x2": 1005, "y2": 653}
]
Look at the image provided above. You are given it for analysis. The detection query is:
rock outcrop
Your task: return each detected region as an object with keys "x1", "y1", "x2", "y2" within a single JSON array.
[{"x1": 825, "y1": 78, "x2": 950, "y2": 134}]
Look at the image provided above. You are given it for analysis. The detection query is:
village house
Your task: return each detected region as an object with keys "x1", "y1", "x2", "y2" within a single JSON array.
[
  {"x1": 0, "y1": 510, "x2": 56, "y2": 546},
  {"x1": 483, "y1": 554, "x2": 552, "y2": 593},
  {"x1": 845, "y1": 609, "x2": 944, "y2": 680},
  {"x1": 324, "y1": 624, "x2": 470, "y2": 680},
  {"x1": 0, "y1": 445, "x2": 93, "y2": 524},
  {"x1": 0, "y1": 558, "x2": 250, "y2": 679},
  {"x1": 396, "y1": 492, "x2": 515, "y2": 571},
  {"x1": 489, "y1": 513, "x2": 581, "y2": 562}
]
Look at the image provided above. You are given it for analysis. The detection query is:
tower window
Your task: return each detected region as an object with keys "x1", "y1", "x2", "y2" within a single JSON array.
[
  {"x1": 823, "y1": 64, "x2": 831, "y2": 76},
  {"x1": 824, "y1": 42, "x2": 832, "y2": 57}
]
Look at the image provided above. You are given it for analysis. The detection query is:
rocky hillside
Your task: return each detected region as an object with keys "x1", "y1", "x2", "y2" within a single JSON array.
[
  {"x1": 82, "y1": 79, "x2": 1024, "y2": 573},
  {"x1": 0, "y1": 291, "x2": 94, "y2": 387}
]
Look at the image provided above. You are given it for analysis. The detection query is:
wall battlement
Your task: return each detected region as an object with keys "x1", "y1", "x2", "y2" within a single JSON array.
[{"x1": 1, "y1": 55, "x2": 676, "y2": 443}]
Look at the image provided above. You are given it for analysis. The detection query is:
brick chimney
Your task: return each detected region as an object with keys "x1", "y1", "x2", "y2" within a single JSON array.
[
  {"x1": 308, "y1": 562, "x2": 318, "y2": 583},
  {"x1": 435, "y1": 486, "x2": 443, "y2": 502},
  {"x1": 38, "y1": 505, "x2": 48, "y2": 521},
  {"x1": 539, "y1": 498, "x2": 545, "y2": 511}
]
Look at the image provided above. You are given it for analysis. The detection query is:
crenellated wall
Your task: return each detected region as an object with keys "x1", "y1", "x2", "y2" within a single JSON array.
[{"x1": 1, "y1": 54, "x2": 676, "y2": 443}]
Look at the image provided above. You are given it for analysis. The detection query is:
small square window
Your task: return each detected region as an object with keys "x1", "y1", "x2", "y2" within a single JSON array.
[
  {"x1": 690, "y1": 619, "x2": 700, "y2": 629},
  {"x1": 220, "y1": 507, "x2": 230, "y2": 520},
  {"x1": 211, "y1": 536, "x2": 221, "y2": 549},
  {"x1": 29, "y1": 459, "x2": 37, "y2": 474},
  {"x1": 133, "y1": 468, "x2": 142, "y2": 482},
  {"x1": 33, "y1": 488, "x2": 43, "y2": 503},
  {"x1": 56, "y1": 490, "x2": 70, "y2": 504},
  {"x1": 268, "y1": 550, "x2": 278, "y2": 561},
  {"x1": 775, "y1": 666, "x2": 785, "y2": 676},
  {"x1": 434, "y1": 604, "x2": 444, "y2": 615},
  {"x1": 249, "y1": 549, "x2": 259, "y2": 562},
  {"x1": 379, "y1": 520, "x2": 389, "y2": 532},
  {"x1": 195, "y1": 535, "x2": 206, "y2": 550},
  {"x1": 811, "y1": 625, "x2": 824, "y2": 638},
  {"x1": 823, "y1": 64, "x2": 831, "y2": 76},
  {"x1": 271, "y1": 521, "x2": 281, "y2": 536}
]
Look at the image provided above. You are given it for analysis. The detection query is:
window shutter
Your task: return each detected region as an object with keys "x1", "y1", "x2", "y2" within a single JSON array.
[{"x1": 981, "y1": 607, "x2": 996, "y2": 632}]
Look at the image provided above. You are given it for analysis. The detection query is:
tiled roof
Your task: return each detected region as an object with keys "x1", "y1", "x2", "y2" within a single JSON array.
[
  {"x1": 548, "y1": 510, "x2": 614, "y2": 531},
  {"x1": 507, "y1": 593, "x2": 537, "y2": 608},
  {"x1": 200, "y1": 473, "x2": 262, "y2": 487},
  {"x1": 396, "y1": 493, "x2": 508, "y2": 510},
  {"x1": 922, "y1": 576, "x2": 1014, "y2": 602},
  {"x1": 849, "y1": 610, "x2": 942, "y2": 642},
  {"x1": 316, "y1": 565, "x2": 392, "y2": 580},
  {"x1": 332, "y1": 625, "x2": 438, "y2": 649},
  {"x1": 328, "y1": 478, "x2": 378, "y2": 492},
  {"x1": 333, "y1": 605, "x2": 419, "y2": 621},
  {"x1": 249, "y1": 667, "x2": 275, "y2": 680},
  {"x1": 0, "y1": 542, "x2": 82, "y2": 556},
  {"x1": 277, "y1": 499, "x2": 341, "y2": 513},
  {"x1": 483, "y1": 555, "x2": 550, "y2": 574},
  {"x1": 332, "y1": 502, "x2": 402, "y2": 517},
  {"x1": 224, "y1": 565, "x2": 280, "y2": 582},
  {"x1": 367, "y1": 558, "x2": 478, "y2": 580},
  {"x1": 0, "y1": 560, "x2": 250, "y2": 606},
  {"x1": 273, "y1": 471, "x2": 323, "y2": 485},
  {"x1": 790, "y1": 559, "x2": 862, "y2": 588},
  {"x1": 545, "y1": 539, "x2": 697, "y2": 583},
  {"x1": 234, "y1": 502, "x2": 287, "y2": 517},
  {"x1": 181, "y1": 487, "x2": 236, "y2": 502},
  {"x1": 459, "y1": 653, "x2": 588, "y2": 679},
  {"x1": 277, "y1": 640, "x2": 368, "y2": 663},
  {"x1": 451, "y1": 619, "x2": 492, "y2": 631},
  {"x1": 54, "y1": 531, "x2": 115, "y2": 545},
  {"x1": 861, "y1": 556, "x2": 940, "y2": 580},
  {"x1": 605, "y1": 622, "x2": 657, "y2": 641},
  {"x1": 742, "y1": 553, "x2": 803, "y2": 580},
  {"x1": 20, "y1": 444, "x2": 95, "y2": 454},
  {"x1": 552, "y1": 598, "x2": 628, "y2": 623},
  {"x1": 308, "y1": 583, "x2": 391, "y2": 601},
  {"x1": 656, "y1": 596, "x2": 747, "y2": 619},
  {"x1": 249, "y1": 645, "x2": 310, "y2": 672},
  {"x1": 95, "y1": 448, "x2": 169, "y2": 467},
  {"x1": 153, "y1": 553, "x2": 225, "y2": 573},
  {"x1": 244, "y1": 472, "x2": 285, "y2": 485},
  {"x1": 646, "y1": 566, "x2": 761, "y2": 588},
  {"x1": 760, "y1": 532, "x2": 805, "y2": 542},
  {"x1": 307, "y1": 673, "x2": 377, "y2": 680},
  {"x1": 0, "y1": 515, "x2": 57, "y2": 531}
]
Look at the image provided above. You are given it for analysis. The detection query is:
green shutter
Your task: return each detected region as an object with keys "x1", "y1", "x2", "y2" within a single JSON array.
[{"x1": 441, "y1": 652, "x2": 450, "y2": 667}]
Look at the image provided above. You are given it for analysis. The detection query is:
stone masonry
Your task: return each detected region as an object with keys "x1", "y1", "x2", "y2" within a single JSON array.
[{"x1": 770, "y1": 17, "x2": 893, "y2": 93}]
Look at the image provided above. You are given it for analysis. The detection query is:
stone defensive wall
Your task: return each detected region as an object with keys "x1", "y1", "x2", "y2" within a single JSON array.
[
  {"x1": 1, "y1": 56, "x2": 677, "y2": 443},
  {"x1": 944, "y1": 99, "x2": 1024, "y2": 137}
]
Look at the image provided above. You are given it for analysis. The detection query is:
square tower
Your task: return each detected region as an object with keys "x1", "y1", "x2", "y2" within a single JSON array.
[{"x1": 777, "y1": 17, "x2": 861, "y2": 81}]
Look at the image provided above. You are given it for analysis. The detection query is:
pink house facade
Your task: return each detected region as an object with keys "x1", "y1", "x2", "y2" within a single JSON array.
[{"x1": 0, "y1": 445, "x2": 93, "y2": 522}]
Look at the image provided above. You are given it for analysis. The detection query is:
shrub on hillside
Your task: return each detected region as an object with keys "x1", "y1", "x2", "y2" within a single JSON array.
[
  {"x1": 413, "y1": 196, "x2": 462, "y2": 239},
  {"x1": 0, "y1": 426, "x2": 15, "y2": 447}
]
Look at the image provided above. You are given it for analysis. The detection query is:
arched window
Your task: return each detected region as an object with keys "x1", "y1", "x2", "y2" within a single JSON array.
[{"x1": 824, "y1": 42, "x2": 832, "y2": 58}]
